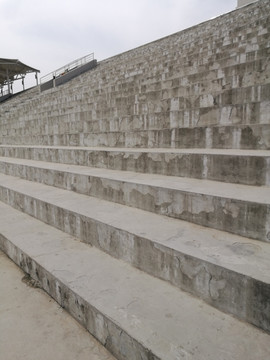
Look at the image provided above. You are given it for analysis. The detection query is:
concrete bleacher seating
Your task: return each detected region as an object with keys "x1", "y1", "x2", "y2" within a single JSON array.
[{"x1": 0, "y1": 1, "x2": 270, "y2": 359}]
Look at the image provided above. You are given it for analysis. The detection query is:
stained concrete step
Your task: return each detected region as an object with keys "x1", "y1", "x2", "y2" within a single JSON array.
[
  {"x1": 81, "y1": 125, "x2": 270, "y2": 150},
  {"x1": 40, "y1": 56, "x2": 270, "y2": 114},
  {"x1": 0, "y1": 158, "x2": 269, "y2": 242},
  {"x1": 0, "y1": 146, "x2": 269, "y2": 186},
  {"x1": 97, "y1": 22, "x2": 268, "y2": 75},
  {"x1": 2, "y1": 81, "x2": 270, "y2": 136},
  {"x1": 2, "y1": 124, "x2": 268, "y2": 150},
  {"x1": 0, "y1": 202, "x2": 270, "y2": 360},
  {"x1": 0, "y1": 173, "x2": 269, "y2": 330}
]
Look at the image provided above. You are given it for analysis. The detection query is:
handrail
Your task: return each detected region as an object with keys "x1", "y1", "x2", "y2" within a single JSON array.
[
  {"x1": 1, "y1": 88, "x2": 11, "y2": 96},
  {"x1": 40, "y1": 53, "x2": 94, "y2": 84}
]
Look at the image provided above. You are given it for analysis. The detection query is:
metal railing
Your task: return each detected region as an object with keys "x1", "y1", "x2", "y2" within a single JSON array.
[
  {"x1": 1, "y1": 88, "x2": 11, "y2": 96},
  {"x1": 40, "y1": 53, "x2": 94, "y2": 84}
]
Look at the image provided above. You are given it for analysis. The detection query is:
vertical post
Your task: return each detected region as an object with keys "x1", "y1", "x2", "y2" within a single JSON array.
[
  {"x1": 22, "y1": 76, "x2": 25, "y2": 90},
  {"x1": 35, "y1": 72, "x2": 38, "y2": 86},
  {"x1": 6, "y1": 68, "x2": 10, "y2": 94}
]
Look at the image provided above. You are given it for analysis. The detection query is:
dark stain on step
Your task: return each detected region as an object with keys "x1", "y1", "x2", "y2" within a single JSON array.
[{"x1": 21, "y1": 274, "x2": 41, "y2": 289}]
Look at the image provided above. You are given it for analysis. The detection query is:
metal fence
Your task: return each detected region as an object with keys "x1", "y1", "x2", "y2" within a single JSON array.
[
  {"x1": 1, "y1": 88, "x2": 11, "y2": 96},
  {"x1": 40, "y1": 53, "x2": 94, "y2": 84}
]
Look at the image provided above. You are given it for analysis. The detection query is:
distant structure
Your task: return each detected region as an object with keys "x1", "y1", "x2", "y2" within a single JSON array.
[
  {"x1": 237, "y1": 0, "x2": 258, "y2": 7},
  {"x1": 0, "y1": 58, "x2": 39, "y2": 101}
]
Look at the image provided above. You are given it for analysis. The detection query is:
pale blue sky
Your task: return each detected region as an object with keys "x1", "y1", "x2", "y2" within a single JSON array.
[{"x1": 0, "y1": 0, "x2": 236, "y2": 87}]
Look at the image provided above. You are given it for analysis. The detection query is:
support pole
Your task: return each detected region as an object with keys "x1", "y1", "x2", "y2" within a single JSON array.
[{"x1": 6, "y1": 69, "x2": 10, "y2": 94}]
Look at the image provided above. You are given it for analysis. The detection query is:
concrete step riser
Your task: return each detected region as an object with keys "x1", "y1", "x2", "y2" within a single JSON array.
[
  {"x1": 1, "y1": 125, "x2": 270, "y2": 150},
  {"x1": 1, "y1": 83, "x2": 270, "y2": 135},
  {"x1": 102, "y1": 10, "x2": 269, "y2": 58},
  {"x1": 0, "y1": 236, "x2": 157, "y2": 360},
  {"x1": 4, "y1": 102, "x2": 269, "y2": 135},
  {"x1": 0, "y1": 185, "x2": 269, "y2": 332},
  {"x1": 3, "y1": 58, "x2": 270, "y2": 114},
  {"x1": 0, "y1": 148, "x2": 269, "y2": 186},
  {"x1": 0, "y1": 162, "x2": 269, "y2": 242},
  {"x1": 2, "y1": 69, "x2": 269, "y2": 124}
]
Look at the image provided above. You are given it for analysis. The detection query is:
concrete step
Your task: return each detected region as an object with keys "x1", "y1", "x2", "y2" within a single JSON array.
[
  {"x1": 44, "y1": 54, "x2": 270, "y2": 106},
  {"x1": 2, "y1": 124, "x2": 269, "y2": 150},
  {"x1": 1, "y1": 145, "x2": 269, "y2": 186},
  {"x1": 1, "y1": 25, "x2": 270, "y2": 134},
  {"x1": 0, "y1": 202, "x2": 270, "y2": 360},
  {"x1": 96, "y1": 15, "x2": 270, "y2": 75},
  {"x1": 0, "y1": 173, "x2": 269, "y2": 330},
  {"x1": 0, "y1": 158, "x2": 269, "y2": 241},
  {"x1": 81, "y1": 125, "x2": 270, "y2": 150},
  {"x1": 2, "y1": 53, "x2": 270, "y2": 142},
  {"x1": 3, "y1": 65, "x2": 270, "y2": 132},
  {"x1": 34, "y1": 67, "x2": 268, "y2": 124},
  {"x1": 0, "y1": 250, "x2": 116, "y2": 360},
  {"x1": 20, "y1": 84, "x2": 268, "y2": 133}
]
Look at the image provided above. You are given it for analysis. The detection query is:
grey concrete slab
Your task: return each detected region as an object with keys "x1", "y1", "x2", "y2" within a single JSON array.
[
  {"x1": 0, "y1": 203, "x2": 270, "y2": 360},
  {"x1": 0, "y1": 182, "x2": 270, "y2": 330},
  {"x1": 0, "y1": 250, "x2": 115, "y2": 360},
  {"x1": 0, "y1": 156, "x2": 269, "y2": 203},
  {"x1": 0, "y1": 162, "x2": 269, "y2": 241},
  {"x1": 2, "y1": 124, "x2": 269, "y2": 149},
  {"x1": 0, "y1": 146, "x2": 269, "y2": 185},
  {"x1": 1, "y1": 144, "x2": 270, "y2": 156}
]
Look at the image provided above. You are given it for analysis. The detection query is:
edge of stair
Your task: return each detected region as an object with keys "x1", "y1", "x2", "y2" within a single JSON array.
[
  {"x1": 0, "y1": 201, "x2": 270, "y2": 360},
  {"x1": 0, "y1": 173, "x2": 269, "y2": 332}
]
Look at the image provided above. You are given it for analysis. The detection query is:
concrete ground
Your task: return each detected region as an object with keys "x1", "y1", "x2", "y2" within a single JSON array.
[{"x1": 0, "y1": 250, "x2": 115, "y2": 360}]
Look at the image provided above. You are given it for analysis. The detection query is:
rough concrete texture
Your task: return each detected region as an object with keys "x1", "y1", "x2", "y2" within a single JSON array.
[
  {"x1": 0, "y1": 205, "x2": 270, "y2": 360},
  {"x1": 0, "y1": 250, "x2": 115, "y2": 360},
  {"x1": 0, "y1": 1, "x2": 269, "y2": 148},
  {"x1": 0, "y1": 160, "x2": 269, "y2": 242},
  {"x1": 0, "y1": 179, "x2": 270, "y2": 331},
  {"x1": 0, "y1": 145, "x2": 270, "y2": 186},
  {"x1": 0, "y1": 1, "x2": 269, "y2": 359}
]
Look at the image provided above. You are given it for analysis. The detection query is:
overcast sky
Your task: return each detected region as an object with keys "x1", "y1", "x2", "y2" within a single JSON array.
[{"x1": 1, "y1": 0, "x2": 236, "y2": 89}]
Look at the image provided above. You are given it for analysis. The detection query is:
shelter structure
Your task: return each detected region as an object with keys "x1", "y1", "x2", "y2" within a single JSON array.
[{"x1": 0, "y1": 58, "x2": 39, "y2": 99}]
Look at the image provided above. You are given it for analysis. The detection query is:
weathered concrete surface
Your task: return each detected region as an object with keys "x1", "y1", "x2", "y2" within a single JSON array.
[
  {"x1": 0, "y1": 1, "x2": 269, "y2": 358},
  {"x1": 1, "y1": 124, "x2": 270, "y2": 149},
  {"x1": 1, "y1": 203, "x2": 270, "y2": 360},
  {"x1": 0, "y1": 166, "x2": 269, "y2": 242},
  {"x1": 0, "y1": 250, "x2": 115, "y2": 360},
  {"x1": 0, "y1": 0, "x2": 269, "y2": 148},
  {"x1": 0, "y1": 184, "x2": 270, "y2": 331},
  {"x1": 0, "y1": 146, "x2": 270, "y2": 186}
]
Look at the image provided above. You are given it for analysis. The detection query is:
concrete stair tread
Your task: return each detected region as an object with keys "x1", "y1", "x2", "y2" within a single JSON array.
[
  {"x1": 1, "y1": 145, "x2": 270, "y2": 157},
  {"x1": 0, "y1": 172, "x2": 269, "y2": 284},
  {"x1": 0, "y1": 157, "x2": 269, "y2": 205},
  {"x1": 0, "y1": 201, "x2": 269, "y2": 360}
]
